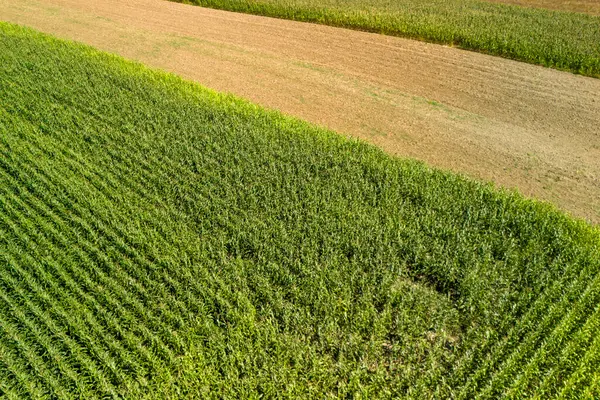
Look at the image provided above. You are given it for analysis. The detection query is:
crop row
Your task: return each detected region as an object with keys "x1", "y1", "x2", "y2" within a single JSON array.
[{"x1": 1, "y1": 23, "x2": 599, "y2": 397}]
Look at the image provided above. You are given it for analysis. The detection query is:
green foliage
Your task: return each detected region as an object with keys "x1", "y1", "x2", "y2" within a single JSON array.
[
  {"x1": 0, "y1": 23, "x2": 599, "y2": 398},
  {"x1": 176, "y1": 0, "x2": 600, "y2": 77}
]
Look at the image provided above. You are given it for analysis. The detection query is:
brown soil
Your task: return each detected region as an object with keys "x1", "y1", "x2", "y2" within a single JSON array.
[
  {"x1": 485, "y1": 0, "x2": 600, "y2": 15},
  {"x1": 1, "y1": 0, "x2": 599, "y2": 223}
]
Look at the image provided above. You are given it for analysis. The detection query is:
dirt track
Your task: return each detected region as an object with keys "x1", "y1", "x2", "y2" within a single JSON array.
[{"x1": 1, "y1": 0, "x2": 599, "y2": 223}]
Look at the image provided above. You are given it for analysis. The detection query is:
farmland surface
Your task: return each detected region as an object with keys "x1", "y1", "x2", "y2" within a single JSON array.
[
  {"x1": 487, "y1": 0, "x2": 600, "y2": 15},
  {"x1": 169, "y1": 0, "x2": 600, "y2": 77},
  {"x1": 2, "y1": 22, "x2": 600, "y2": 398},
  {"x1": 2, "y1": 0, "x2": 600, "y2": 223}
]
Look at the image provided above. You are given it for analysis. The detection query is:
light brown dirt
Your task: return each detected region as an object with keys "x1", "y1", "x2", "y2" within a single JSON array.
[
  {"x1": 485, "y1": 0, "x2": 600, "y2": 15},
  {"x1": 1, "y1": 0, "x2": 599, "y2": 223}
]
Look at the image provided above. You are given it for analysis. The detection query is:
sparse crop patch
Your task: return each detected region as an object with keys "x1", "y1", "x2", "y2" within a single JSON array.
[{"x1": 0, "y1": 23, "x2": 599, "y2": 398}]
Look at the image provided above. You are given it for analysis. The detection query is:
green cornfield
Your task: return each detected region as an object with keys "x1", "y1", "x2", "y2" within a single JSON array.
[{"x1": 1, "y1": 23, "x2": 599, "y2": 398}]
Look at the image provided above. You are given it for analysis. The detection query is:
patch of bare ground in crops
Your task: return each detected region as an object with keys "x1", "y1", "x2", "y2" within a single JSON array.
[
  {"x1": 1, "y1": 0, "x2": 599, "y2": 223},
  {"x1": 485, "y1": 0, "x2": 600, "y2": 15}
]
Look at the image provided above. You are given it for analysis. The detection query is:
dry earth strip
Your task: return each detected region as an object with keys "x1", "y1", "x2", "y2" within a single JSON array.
[{"x1": 1, "y1": 0, "x2": 599, "y2": 223}]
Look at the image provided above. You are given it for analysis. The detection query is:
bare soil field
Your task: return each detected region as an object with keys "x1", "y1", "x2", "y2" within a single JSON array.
[
  {"x1": 487, "y1": 0, "x2": 600, "y2": 15},
  {"x1": 1, "y1": 0, "x2": 599, "y2": 223}
]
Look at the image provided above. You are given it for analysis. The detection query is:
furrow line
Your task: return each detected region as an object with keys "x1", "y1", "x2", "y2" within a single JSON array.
[
  {"x1": 454, "y1": 261, "x2": 594, "y2": 396},
  {"x1": 0, "y1": 195, "x2": 163, "y2": 380},
  {"x1": 504, "y1": 291, "x2": 600, "y2": 397},
  {"x1": 0, "y1": 149, "x2": 187, "y2": 357},
  {"x1": 0, "y1": 368, "x2": 23, "y2": 400},
  {"x1": 556, "y1": 353, "x2": 600, "y2": 399},
  {"x1": 0, "y1": 251, "x2": 132, "y2": 397},
  {"x1": 40, "y1": 144, "x2": 203, "y2": 320},
  {"x1": 1, "y1": 214, "x2": 144, "y2": 394},
  {"x1": 479, "y1": 270, "x2": 600, "y2": 398},
  {"x1": 0, "y1": 276, "x2": 95, "y2": 398},
  {"x1": 0, "y1": 337, "x2": 43, "y2": 399},
  {"x1": 0, "y1": 187, "x2": 178, "y2": 367},
  {"x1": 0, "y1": 298, "x2": 70, "y2": 398},
  {"x1": 3, "y1": 92, "x2": 187, "y2": 214},
  {"x1": 0, "y1": 201, "x2": 147, "y2": 385},
  {"x1": 1, "y1": 136, "x2": 220, "y2": 338},
  {"x1": 541, "y1": 305, "x2": 600, "y2": 398},
  {"x1": 0, "y1": 135, "x2": 200, "y2": 326}
]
